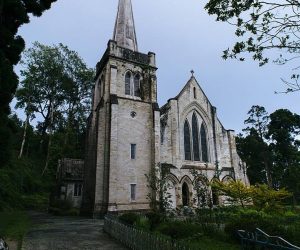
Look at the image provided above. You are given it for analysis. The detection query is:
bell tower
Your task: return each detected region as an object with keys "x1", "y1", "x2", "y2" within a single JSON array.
[{"x1": 81, "y1": 0, "x2": 160, "y2": 216}]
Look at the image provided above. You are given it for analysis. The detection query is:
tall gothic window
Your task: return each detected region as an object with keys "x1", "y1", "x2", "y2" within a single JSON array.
[
  {"x1": 192, "y1": 113, "x2": 200, "y2": 161},
  {"x1": 184, "y1": 120, "x2": 191, "y2": 160},
  {"x1": 134, "y1": 74, "x2": 141, "y2": 97},
  {"x1": 125, "y1": 72, "x2": 131, "y2": 95},
  {"x1": 201, "y1": 124, "x2": 208, "y2": 162}
]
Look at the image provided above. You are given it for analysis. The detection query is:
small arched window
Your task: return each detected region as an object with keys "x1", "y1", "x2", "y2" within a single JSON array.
[
  {"x1": 201, "y1": 124, "x2": 208, "y2": 162},
  {"x1": 184, "y1": 120, "x2": 192, "y2": 161},
  {"x1": 193, "y1": 87, "x2": 196, "y2": 99},
  {"x1": 125, "y1": 72, "x2": 131, "y2": 95},
  {"x1": 134, "y1": 74, "x2": 141, "y2": 97},
  {"x1": 192, "y1": 113, "x2": 200, "y2": 161}
]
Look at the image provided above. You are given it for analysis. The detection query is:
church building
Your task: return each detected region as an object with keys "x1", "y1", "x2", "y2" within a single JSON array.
[{"x1": 81, "y1": 0, "x2": 248, "y2": 216}]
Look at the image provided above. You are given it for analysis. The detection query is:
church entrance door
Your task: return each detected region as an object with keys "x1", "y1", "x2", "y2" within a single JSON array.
[{"x1": 182, "y1": 182, "x2": 189, "y2": 206}]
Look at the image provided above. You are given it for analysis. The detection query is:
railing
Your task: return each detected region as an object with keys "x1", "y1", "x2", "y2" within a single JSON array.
[
  {"x1": 103, "y1": 216, "x2": 192, "y2": 250},
  {"x1": 238, "y1": 228, "x2": 300, "y2": 250}
]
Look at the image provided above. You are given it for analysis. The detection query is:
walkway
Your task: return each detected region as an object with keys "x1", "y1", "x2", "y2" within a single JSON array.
[{"x1": 22, "y1": 212, "x2": 127, "y2": 250}]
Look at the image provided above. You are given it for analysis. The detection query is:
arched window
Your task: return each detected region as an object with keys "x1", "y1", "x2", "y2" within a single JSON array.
[
  {"x1": 125, "y1": 72, "x2": 131, "y2": 95},
  {"x1": 193, "y1": 87, "x2": 196, "y2": 99},
  {"x1": 192, "y1": 113, "x2": 200, "y2": 161},
  {"x1": 201, "y1": 124, "x2": 208, "y2": 162},
  {"x1": 184, "y1": 120, "x2": 191, "y2": 161},
  {"x1": 134, "y1": 74, "x2": 141, "y2": 97},
  {"x1": 182, "y1": 182, "x2": 190, "y2": 206}
]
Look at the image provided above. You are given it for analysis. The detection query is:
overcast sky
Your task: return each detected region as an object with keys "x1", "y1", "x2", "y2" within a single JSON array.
[{"x1": 15, "y1": 0, "x2": 299, "y2": 133}]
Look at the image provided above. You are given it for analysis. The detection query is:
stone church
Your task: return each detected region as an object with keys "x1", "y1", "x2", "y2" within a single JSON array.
[{"x1": 81, "y1": 0, "x2": 248, "y2": 216}]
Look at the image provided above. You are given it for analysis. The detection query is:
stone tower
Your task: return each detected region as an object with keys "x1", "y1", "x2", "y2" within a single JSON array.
[{"x1": 81, "y1": 0, "x2": 160, "y2": 216}]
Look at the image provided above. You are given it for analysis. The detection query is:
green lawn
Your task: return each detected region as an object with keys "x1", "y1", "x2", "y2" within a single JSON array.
[
  {"x1": 0, "y1": 211, "x2": 31, "y2": 248},
  {"x1": 189, "y1": 236, "x2": 240, "y2": 250}
]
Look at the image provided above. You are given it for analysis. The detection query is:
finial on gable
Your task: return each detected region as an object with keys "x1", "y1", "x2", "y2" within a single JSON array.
[{"x1": 190, "y1": 70, "x2": 195, "y2": 78}]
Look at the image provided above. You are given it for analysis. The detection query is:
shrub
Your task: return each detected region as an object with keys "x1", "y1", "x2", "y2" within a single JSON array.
[
  {"x1": 155, "y1": 221, "x2": 202, "y2": 240},
  {"x1": 225, "y1": 209, "x2": 281, "y2": 240},
  {"x1": 119, "y1": 213, "x2": 140, "y2": 225},
  {"x1": 22, "y1": 193, "x2": 49, "y2": 210},
  {"x1": 50, "y1": 198, "x2": 72, "y2": 210},
  {"x1": 145, "y1": 212, "x2": 164, "y2": 230},
  {"x1": 48, "y1": 207, "x2": 79, "y2": 216},
  {"x1": 135, "y1": 216, "x2": 151, "y2": 231}
]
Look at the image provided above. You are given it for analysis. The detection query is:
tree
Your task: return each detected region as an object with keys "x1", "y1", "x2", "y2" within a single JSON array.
[
  {"x1": 204, "y1": 0, "x2": 300, "y2": 93},
  {"x1": 237, "y1": 105, "x2": 273, "y2": 187},
  {"x1": 211, "y1": 179, "x2": 252, "y2": 208},
  {"x1": 0, "y1": 0, "x2": 58, "y2": 167},
  {"x1": 145, "y1": 164, "x2": 172, "y2": 212},
  {"x1": 251, "y1": 184, "x2": 291, "y2": 212},
  {"x1": 190, "y1": 169, "x2": 212, "y2": 208},
  {"x1": 16, "y1": 42, "x2": 94, "y2": 174},
  {"x1": 267, "y1": 109, "x2": 300, "y2": 201}
]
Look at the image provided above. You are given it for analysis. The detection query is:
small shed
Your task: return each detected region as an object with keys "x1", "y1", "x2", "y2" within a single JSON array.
[{"x1": 56, "y1": 158, "x2": 84, "y2": 208}]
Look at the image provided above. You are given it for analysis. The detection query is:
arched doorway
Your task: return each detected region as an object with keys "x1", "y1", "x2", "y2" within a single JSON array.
[{"x1": 182, "y1": 182, "x2": 190, "y2": 206}]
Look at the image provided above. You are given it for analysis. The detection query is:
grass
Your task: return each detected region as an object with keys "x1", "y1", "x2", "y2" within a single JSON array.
[
  {"x1": 0, "y1": 211, "x2": 31, "y2": 249},
  {"x1": 189, "y1": 236, "x2": 240, "y2": 250}
]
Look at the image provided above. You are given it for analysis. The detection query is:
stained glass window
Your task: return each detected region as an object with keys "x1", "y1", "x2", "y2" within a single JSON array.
[
  {"x1": 192, "y1": 113, "x2": 200, "y2": 161},
  {"x1": 201, "y1": 124, "x2": 208, "y2": 162},
  {"x1": 184, "y1": 120, "x2": 191, "y2": 160},
  {"x1": 125, "y1": 72, "x2": 131, "y2": 95},
  {"x1": 134, "y1": 74, "x2": 140, "y2": 97}
]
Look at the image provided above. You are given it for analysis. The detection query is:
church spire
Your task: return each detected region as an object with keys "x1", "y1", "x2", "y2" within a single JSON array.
[{"x1": 113, "y1": 0, "x2": 138, "y2": 51}]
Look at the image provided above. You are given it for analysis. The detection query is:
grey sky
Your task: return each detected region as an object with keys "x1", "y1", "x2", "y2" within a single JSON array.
[{"x1": 16, "y1": 0, "x2": 299, "y2": 133}]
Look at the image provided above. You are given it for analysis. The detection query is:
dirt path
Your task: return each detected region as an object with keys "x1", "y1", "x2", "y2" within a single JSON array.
[{"x1": 22, "y1": 212, "x2": 127, "y2": 250}]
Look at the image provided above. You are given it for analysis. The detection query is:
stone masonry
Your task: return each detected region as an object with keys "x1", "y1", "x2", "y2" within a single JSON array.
[{"x1": 81, "y1": 0, "x2": 249, "y2": 216}]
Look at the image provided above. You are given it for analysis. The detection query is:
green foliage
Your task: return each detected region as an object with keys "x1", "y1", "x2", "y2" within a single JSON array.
[
  {"x1": 48, "y1": 199, "x2": 79, "y2": 216},
  {"x1": 0, "y1": 0, "x2": 57, "y2": 166},
  {"x1": 155, "y1": 221, "x2": 203, "y2": 240},
  {"x1": 189, "y1": 236, "x2": 239, "y2": 250},
  {"x1": 0, "y1": 211, "x2": 31, "y2": 240},
  {"x1": 238, "y1": 106, "x2": 300, "y2": 204},
  {"x1": 134, "y1": 216, "x2": 151, "y2": 231},
  {"x1": 145, "y1": 211, "x2": 164, "y2": 230},
  {"x1": 212, "y1": 180, "x2": 252, "y2": 208},
  {"x1": 0, "y1": 152, "x2": 52, "y2": 210},
  {"x1": 224, "y1": 209, "x2": 280, "y2": 240},
  {"x1": 145, "y1": 164, "x2": 172, "y2": 212},
  {"x1": 252, "y1": 184, "x2": 292, "y2": 212},
  {"x1": 119, "y1": 213, "x2": 140, "y2": 226},
  {"x1": 204, "y1": 0, "x2": 300, "y2": 92},
  {"x1": 16, "y1": 42, "x2": 94, "y2": 175}
]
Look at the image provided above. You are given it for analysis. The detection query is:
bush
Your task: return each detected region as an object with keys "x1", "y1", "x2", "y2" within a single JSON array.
[
  {"x1": 50, "y1": 199, "x2": 72, "y2": 210},
  {"x1": 225, "y1": 209, "x2": 281, "y2": 240},
  {"x1": 22, "y1": 193, "x2": 49, "y2": 210},
  {"x1": 48, "y1": 207, "x2": 79, "y2": 216},
  {"x1": 119, "y1": 213, "x2": 140, "y2": 225},
  {"x1": 145, "y1": 212, "x2": 164, "y2": 230},
  {"x1": 135, "y1": 216, "x2": 151, "y2": 231},
  {"x1": 155, "y1": 221, "x2": 202, "y2": 240}
]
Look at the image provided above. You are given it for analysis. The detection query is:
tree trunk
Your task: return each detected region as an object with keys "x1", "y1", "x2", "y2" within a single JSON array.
[
  {"x1": 263, "y1": 152, "x2": 273, "y2": 188},
  {"x1": 18, "y1": 114, "x2": 29, "y2": 159},
  {"x1": 42, "y1": 103, "x2": 54, "y2": 176}
]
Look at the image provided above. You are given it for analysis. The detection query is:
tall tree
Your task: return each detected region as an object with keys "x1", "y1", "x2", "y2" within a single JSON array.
[
  {"x1": 204, "y1": 0, "x2": 300, "y2": 93},
  {"x1": 238, "y1": 105, "x2": 273, "y2": 187},
  {"x1": 16, "y1": 42, "x2": 94, "y2": 174},
  {"x1": 267, "y1": 109, "x2": 300, "y2": 201},
  {"x1": 0, "y1": 0, "x2": 57, "y2": 167}
]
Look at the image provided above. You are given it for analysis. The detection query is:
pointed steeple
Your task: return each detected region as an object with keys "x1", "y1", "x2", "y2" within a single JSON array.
[{"x1": 113, "y1": 0, "x2": 138, "y2": 51}]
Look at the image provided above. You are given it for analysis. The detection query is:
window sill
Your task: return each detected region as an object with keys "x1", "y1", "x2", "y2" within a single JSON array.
[{"x1": 181, "y1": 162, "x2": 214, "y2": 170}]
